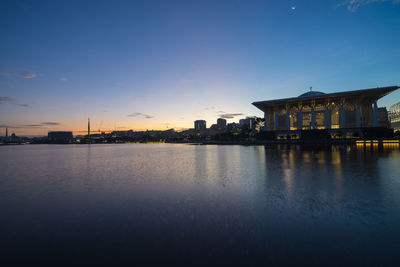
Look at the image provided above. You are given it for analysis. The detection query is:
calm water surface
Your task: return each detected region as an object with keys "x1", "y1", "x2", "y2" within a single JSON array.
[{"x1": 1, "y1": 144, "x2": 400, "y2": 265}]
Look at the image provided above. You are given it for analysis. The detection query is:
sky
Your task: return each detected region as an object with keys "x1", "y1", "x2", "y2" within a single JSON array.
[{"x1": 1, "y1": 0, "x2": 400, "y2": 136}]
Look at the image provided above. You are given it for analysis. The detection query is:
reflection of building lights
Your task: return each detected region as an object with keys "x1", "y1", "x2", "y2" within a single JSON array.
[
  {"x1": 356, "y1": 140, "x2": 400, "y2": 144},
  {"x1": 355, "y1": 140, "x2": 399, "y2": 151},
  {"x1": 383, "y1": 140, "x2": 400, "y2": 143}
]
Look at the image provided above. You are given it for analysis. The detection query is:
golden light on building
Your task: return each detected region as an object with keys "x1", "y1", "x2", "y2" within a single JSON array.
[{"x1": 252, "y1": 86, "x2": 399, "y2": 139}]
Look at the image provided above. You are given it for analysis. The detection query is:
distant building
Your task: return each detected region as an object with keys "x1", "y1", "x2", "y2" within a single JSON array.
[
  {"x1": 227, "y1": 122, "x2": 240, "y2": 133},
  {"x1": 239, "y1": 117, "x2": 257, "y2": 130},
  {"x1": 10, "y1": 133, "x2": 16, "y2": 142},
  {"x1": 194, "y1": 120, "x2": 206, "y2": 131},
  {"x1": 113, "y1": 130, "x2": 134, "y2": 137},
  {"x1": 217, "y1": 118, "x2": 227, "y2": 128},
  {"x1": 209, "y1": 124, "x2": 218, "y2": 130},
  {"x1": 48, "y1": 131, "x2": 73, "y2": 143}
]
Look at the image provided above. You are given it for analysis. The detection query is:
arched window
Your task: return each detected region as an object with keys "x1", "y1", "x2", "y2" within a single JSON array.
[
  {"x1": 302, "y1": 105, "x2": 312, "y2": 130},
  {"x1": 277, "y1": 107, "x2": 287, "y2": 130},
  {"x1": 290, "y1": 106, "x2": 298, "y2": 130},
  {"x1": 315, "y1": 104, "x2": 325, "y2": 129},
  {"x1": 344, "y1": 103, "x2": 355, "y2": 128},
  {"x1": 330, "y1": 104, "x2": 340, "y2": 129}
]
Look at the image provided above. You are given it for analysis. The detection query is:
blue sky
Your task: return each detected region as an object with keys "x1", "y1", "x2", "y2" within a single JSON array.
[{"x1": 1, "y1": 0, "x2": 400, "y2": 135}]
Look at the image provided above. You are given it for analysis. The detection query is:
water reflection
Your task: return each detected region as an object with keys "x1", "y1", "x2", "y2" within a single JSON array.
[
  {"x1": 259, "y1": 145, "x2": 400, "y2": 230},
  {"x1": 0, "y1": 144, "x2": 399, "y2": 265}
]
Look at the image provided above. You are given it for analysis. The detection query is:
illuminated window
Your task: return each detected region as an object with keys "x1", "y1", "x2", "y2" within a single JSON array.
[{"x1": 331, "y1": 104, "x2": 339, "y2": 128}]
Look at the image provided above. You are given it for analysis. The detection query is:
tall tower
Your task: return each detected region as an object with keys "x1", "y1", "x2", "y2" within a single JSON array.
[
  {"x1": 88, "y1": 117, "x2": 91, "y2": 144},
  {"x1": 6, "y1": 128, "x2": 8, "y2": 137}
]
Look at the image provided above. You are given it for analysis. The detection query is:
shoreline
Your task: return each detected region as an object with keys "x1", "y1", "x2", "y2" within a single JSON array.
[{"x1": 2, "y1": 138, "x2": 399, "y2": 146}]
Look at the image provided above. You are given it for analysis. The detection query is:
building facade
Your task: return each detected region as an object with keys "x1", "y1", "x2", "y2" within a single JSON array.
[
  {"x1": 239, "y1": 116, "x2": 257, "y2": 130},
  {"x1": 389, "y1": 101, "x2": 400, "y2": 132},
  {"x1": 48, "y1": 131, "x2": 73, "y2": 143},
  {"x1": 252, "y1": 86, "x2": 399, "y2": 139},
  {"x1": 217, "y1": 118, "x2": 227, "y2": 128},
  {"x1": 194, "y1": 120, "x2": 206, "y2": 131}
]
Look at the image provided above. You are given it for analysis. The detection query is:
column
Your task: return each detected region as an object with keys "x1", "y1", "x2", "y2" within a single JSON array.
[
  {"x1": 298, "y1": 109, "x2": 303, "y2": 130},
  {"x1": 274, "y1": 109, "x2": 279, "y2": 130},
  {"x1": 311, "y1": 107, "x2": 316, "y2": 129},
  {"x1": 264, "y1": 111, "x2": 269, "y2": 131},
  {"x1": 286, "y1": 110, "x2": 290, "y2": 130},
  {"x1": 369, "y1": 104, "x2": 373, "y2": 126},
  {"x1": 339, "y1": 105, "x2": 346, "y2": 128},
  {"x1": 325, "y1": 107, "x2": 331, "y2": 129},
  {"x1": 373, "y1": 101, "x2": 378, "y2": 127},
  {"x1": 355, "y1": 103, "x2": 361, "y2": 128}
]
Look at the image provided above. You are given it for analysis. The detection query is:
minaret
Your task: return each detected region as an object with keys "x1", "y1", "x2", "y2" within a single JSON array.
[
  {"x1": 6, "y1": 127, "x2": 8, "y2": 137},
  {"x1": 88, "y1": 117, "x2": 91, "y2": 144}
]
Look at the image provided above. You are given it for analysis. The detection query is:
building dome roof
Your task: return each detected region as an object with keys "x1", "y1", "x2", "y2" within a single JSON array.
[{"x1": 298, "y1": 91, "x2": 326, "y2": 98}]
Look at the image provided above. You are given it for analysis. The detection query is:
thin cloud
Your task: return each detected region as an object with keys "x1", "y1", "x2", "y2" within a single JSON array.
[
  {"x1": 0, "y1": 97, "x2": 29, "y2": 107},
  {"x1": 0, "y1": 124, "x2": 42, "y2": 129},
  {"x1": 3, "y1": 125, "x2": 23, "y2": 129},
  {"x1": 24, "y1": 124, "x2": 42, "y2": 127},
  {"x1": 1, "y1": 123, "x2": 60, "y2": 128},
  {"x1": 338, "y1": 0, "x2": 399, "y2": 12},
  {"x1": 60, "y1": 77, "x2": 68, "y2": 81},
  {"x1": 18, "y1": 72, "x2": 37, "y2": 78},
  {"x1": 41, "y1": 122, "x2": 60, "y2": 125},
  {"x1": 0, "y1": 97, "x2": 14, "y2": 103},
  {"x1": 0, "y1": 71, "x2": 37, "y2": 78},
  {"x1": 219, "y1": 113, "x2": 244, "y2": 119},
  {"x1": 127, "y1": 112, "x2": 153, "y2": 119}
]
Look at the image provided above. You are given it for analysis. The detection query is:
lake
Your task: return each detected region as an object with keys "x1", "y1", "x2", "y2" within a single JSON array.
[{"x1": 1, "y1": 144, "x2": 399, "y2": 265}]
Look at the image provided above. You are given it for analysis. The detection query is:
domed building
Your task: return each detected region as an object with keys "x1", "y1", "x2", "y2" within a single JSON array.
[
  {"x1": 297, "y1": 91, "x2": 326, "y2": 98},
  {"x1": 252, "y1": 86, "x2": 399, "y2": 139}
]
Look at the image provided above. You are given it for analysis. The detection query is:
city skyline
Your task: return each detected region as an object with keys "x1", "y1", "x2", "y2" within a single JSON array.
[{"x1": 1, "y1": 0, "x2": 400, "y2": 135}]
